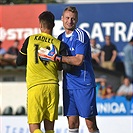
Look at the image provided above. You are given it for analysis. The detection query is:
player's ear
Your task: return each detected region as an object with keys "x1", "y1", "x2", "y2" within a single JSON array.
[
  {"x1": 40, "y1": 22, "x2": 43, "y2": 29},
  {"x1": 39, "y1": 21, "x2": 43, "y2": 30}
]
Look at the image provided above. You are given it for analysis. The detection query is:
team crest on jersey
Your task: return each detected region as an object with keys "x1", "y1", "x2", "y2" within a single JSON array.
[{"x1": 70, "y1": 47, "x2": 74, "y2": 51}]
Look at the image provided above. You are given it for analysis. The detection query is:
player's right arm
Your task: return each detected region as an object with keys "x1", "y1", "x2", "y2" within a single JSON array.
[{"x1": 16, "y1": 37, "x2": 29, "y2": 66}]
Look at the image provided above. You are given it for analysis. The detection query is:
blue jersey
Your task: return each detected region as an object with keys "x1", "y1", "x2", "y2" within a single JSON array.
[{"x1": 58, "y1": 28, "x2": 96, "y2": 90}]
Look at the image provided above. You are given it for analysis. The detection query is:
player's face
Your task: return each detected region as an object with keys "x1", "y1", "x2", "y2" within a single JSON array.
[{"x1": 62, "y1": 10, "x2": 78, "y2": 32}]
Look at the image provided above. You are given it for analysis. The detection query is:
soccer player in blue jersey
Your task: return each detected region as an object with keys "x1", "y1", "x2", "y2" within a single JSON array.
[
  {"x1": 57, "y1": 6, "x2": 100, "y2": 133},
  {"x1": 39, "y1": 6, "x2": 100, "y2": 133}
]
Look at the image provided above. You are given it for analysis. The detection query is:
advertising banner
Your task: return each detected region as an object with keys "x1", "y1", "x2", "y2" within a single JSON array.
[
  {"x1": 48, "y1": 3, "x2": 133, "y2": 60},
  {"x1": 0, "y1": 4, "x2": 47, "y2": 50},
  {"x1": 97, "y1": 96, "x2": 133, "y2": 116},
  {"x1": 0, "y1": 3, "x2": 132, "y2": 60}
]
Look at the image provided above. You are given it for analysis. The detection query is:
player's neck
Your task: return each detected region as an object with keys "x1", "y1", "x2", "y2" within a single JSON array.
[
  {"x1": 41, "y1": 29, "x2": 52, "y2": 35},
  {"x1": 65, "y1": 32, "x2": 73, "y2": 37},
  {"x1": 65, "y1": 30, "x2": 73, "y2": 35}
]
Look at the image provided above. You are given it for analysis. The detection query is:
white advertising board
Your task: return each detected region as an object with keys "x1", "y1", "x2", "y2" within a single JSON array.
[{"x1": 0, "y1": 116, "x2": 132, "y2": 133}]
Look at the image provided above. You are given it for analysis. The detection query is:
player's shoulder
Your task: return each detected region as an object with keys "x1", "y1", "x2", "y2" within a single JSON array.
[
  {"x1": 54, "y1": 37, "x2": 62, "y2": 44},
  {"x1": 74, "y1": 28, "x2": 89, "y2": 43},
  {"x1": 58, "y1": 32, "x2": 65, "y2": 40},
  {"x1": 29, "y1": 33, "x2": 60, "y2": 42},
  {"x1": 74, "y1": 28, "x2": 89, "y2": 39},
  {"x1": 59, "y1": 31, "x2": 65, "y2": 36},
  {"x1": 75, "y1": 28, "x2": 88, "y2": 35}
]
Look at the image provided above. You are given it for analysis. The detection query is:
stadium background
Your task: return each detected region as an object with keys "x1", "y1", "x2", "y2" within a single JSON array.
[{"x1": 0, "y1": 1, "x2": 133, "y2": 133}]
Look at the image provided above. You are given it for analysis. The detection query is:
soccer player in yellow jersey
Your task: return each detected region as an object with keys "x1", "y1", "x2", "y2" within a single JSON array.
[{"x1": 16, "y1": 11, "x2": 71, "y2": 133}]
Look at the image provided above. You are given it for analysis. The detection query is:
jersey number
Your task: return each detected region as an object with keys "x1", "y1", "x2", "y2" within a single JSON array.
[
  {"x1": 34, "y1": 44, "x2": 39, "y2": 64},
  {"x1": 34, "y1": 44, "x2": 48, "y2": 65}
]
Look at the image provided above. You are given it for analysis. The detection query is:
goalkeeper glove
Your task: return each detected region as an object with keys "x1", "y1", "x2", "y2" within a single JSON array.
[{"x1": 38, "y1": 44, "x2": 62, "y2": 62}]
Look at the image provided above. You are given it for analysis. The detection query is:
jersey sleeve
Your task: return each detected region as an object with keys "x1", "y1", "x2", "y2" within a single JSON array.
[
  {"x1": 75, "y1": 32, "x2": 90, "y2": 55},
  {"x1": 16, "y1": 37, "x2": 29, "y2": 66},
  {"x1": 59, "y1": 42, "x2": 73, "y2": 73},
  {"x1": 75, "y1": 28, "x2": 90, "y2": 55}
]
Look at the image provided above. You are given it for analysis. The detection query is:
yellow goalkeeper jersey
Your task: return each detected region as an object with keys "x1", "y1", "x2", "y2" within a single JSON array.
[{"x1": 20, "y1": 32, "x2": 61, "y2": 89}]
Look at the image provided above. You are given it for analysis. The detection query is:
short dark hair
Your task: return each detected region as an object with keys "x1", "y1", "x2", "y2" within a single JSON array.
[{"x1": 38, "y1": 11, "x2": 55, "y2": 29}]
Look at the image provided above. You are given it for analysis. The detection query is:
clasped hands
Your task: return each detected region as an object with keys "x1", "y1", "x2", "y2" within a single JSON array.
[{"x1": 38, "y1": 44, "x2": 62, "y2": 62}]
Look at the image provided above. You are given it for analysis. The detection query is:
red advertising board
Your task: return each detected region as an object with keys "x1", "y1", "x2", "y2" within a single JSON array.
[{"x1": 0, "y1": 4, "x2": 47, "y2": 50}]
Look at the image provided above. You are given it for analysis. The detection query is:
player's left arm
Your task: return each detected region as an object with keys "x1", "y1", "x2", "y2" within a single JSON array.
[{"x1": 16, "y1": 37, "x2": 29, "y2": 66}]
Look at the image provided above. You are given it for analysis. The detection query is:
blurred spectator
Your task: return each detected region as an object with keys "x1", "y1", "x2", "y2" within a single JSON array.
[
  {"x1": 96, "y1": 75, "x2": 107, "y2": 98},
  {"x1": 104, "y1": 85, "x2": 115, "y2": 99},
  {"x1": 0, "y1": 41, "x2": 7, "y2": 66},
  {"x1": 101, "y1": 35, "x2": 117, "y2": 71},
  {"x1": 123, "y1": 37, "x2": 133, "y2": 82},
  {"x1": 117, "y1": 77, "x2": 133, "y2": 101},
  {"x1": 0, "y1": 41, "x2": 6, "y2": 55},
  {"x1": 3, "y1": 39, "x2": 19, "y2": 66},
  {"x1": 96, "y1": 75, "x2": 115, "y2": 99},
  {"x1": 90, "y1": 38, "x2": 101, "y2": 66}
]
